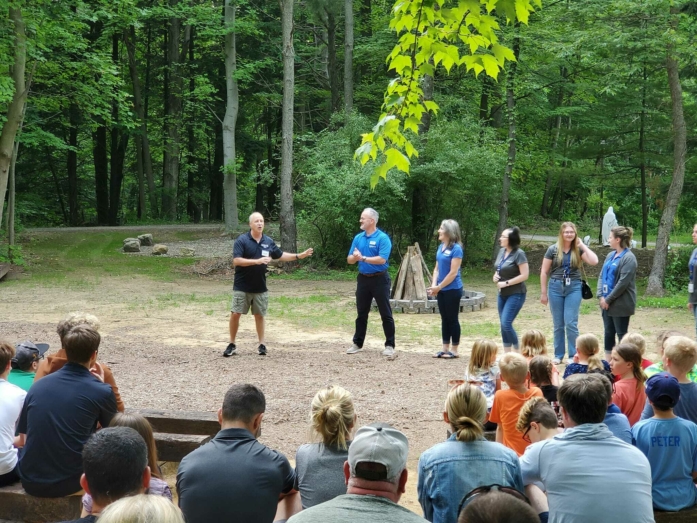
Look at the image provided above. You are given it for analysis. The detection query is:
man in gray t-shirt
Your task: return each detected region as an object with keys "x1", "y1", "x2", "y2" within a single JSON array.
[{"x1": 288, "y1": 424, "x2": 427, "y2": 523}]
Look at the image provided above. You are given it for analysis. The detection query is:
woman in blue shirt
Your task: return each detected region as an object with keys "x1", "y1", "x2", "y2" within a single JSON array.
[
  {"x1": 428, "y1": 220, "x2": 464, "y2": 359},
  {"x1": 597, "y1": 226, "x2": 637, "y2": 360}
]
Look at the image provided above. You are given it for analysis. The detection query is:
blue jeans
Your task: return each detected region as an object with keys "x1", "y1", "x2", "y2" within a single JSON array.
[
  {"x1": 497, "y1": 292, "x2": 526, "y2": 349},
  {"x1": 548, "y1": 279, "x2": 582, "y2": 359}
]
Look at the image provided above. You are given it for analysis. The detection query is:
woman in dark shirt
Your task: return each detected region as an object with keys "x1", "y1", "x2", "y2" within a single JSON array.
[
  {"x1": 689, "y1": 223, "x2": 697, "y2": 339},
  {"x1": 493, "y1": 227, "x2": 529, "y2": 352}
]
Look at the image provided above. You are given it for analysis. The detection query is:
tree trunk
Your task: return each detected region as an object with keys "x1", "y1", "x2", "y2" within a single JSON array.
[
  {"x1": 492, "y1": 33, "x2": 520, "y2": 262},
  {"x1": 8, "y1": 104, "x2": 25, "y2": 247},
  {"x1": 92, "y1": 124, "x2": 110, "y2": 224},
  {"x1": 645, "y1": 48, "x2": 686, "y2": 295},
  {"x1": 541, "y1": 69, "x2": 565, "y2": 218},
  {"x1": 67, "y1": 103, "x2": 80, "y2": 226},
  {"x1": 223, "y1": 0, "x2": 240, "y2": 231},
  {"x1": 639, "y1": 64, "x2": 648, "y2": 248},
  {"x1": 0, "y1": 7, "x2": 29, "y2": 231},
  {"x1": 209, "y1": 120, "x2": 224, "y2": 221},
  {"x1": 45, "y1": 149, "x2": 68, "y2": 223},
  {"x1": 344, "y1": 0, "x2": 353, "y2": 114},
  {"x1": 125, "y1": 26, "x2": 157, "y2": 217},
  {"x1": 162, "y1": 5, "x2": 182, "y2": 220},
  {"x1": 327, "y1": 10, "x2": 339, "y2": 114},
  {"x1": 187, "y1": 27, "x2": 198, "y2": 222},
  {"x1": 280, "y1": 0, "x2": 297, "y2": 254}
]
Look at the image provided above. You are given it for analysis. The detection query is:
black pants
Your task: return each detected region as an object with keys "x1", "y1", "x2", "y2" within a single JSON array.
[
  {"x1": 437, "y1": 288, "x2": 463, "y2": 345},
  {"x1": 353, "y1": 272, "x2": 395, "y2": 348},
  {"x1": 602, "y1": 309, "x2": 630, "y2": 353},
  {"x1": 0, "y1": 464, "x2": 19, "y2": 487}
]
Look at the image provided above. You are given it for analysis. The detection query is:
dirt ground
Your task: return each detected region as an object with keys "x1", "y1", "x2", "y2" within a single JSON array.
[{"x1": 1, "y1": 265, "x2": 693, "y2": 513}]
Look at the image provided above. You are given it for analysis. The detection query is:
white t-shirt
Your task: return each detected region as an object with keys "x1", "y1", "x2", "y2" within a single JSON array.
[{"x1": 0, "y1": 378, "x2": 27, "y2": 474}]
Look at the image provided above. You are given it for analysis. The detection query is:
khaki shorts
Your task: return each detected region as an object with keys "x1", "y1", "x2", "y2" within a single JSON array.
[{"x1": 231, "y1": 290, "x2": 269, "y2": 316}]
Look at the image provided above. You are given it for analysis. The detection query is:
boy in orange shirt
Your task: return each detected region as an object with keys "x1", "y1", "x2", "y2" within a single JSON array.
[{"x1": 489, "y1": 352, "x2": 544, "y2": 456}]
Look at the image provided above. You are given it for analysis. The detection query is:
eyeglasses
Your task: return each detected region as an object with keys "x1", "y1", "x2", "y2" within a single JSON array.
[
  {"x1": 522, "y1": 425, "x2": 532, "y2": 443},
  {"x1": 457, "y1": 484, "x2": 530, "y2": 516}
]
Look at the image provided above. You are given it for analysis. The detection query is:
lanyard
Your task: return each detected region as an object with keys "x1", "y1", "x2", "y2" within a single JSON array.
[
  {"x1": 562, "y1": 251, "x2": 571, "y2": 278},
  {"x1": 497, "y1": 250, "x2": 512, "y2": 272},
  {"x1": 690, "y1": 250, "x2": 697, "y2": 282}
]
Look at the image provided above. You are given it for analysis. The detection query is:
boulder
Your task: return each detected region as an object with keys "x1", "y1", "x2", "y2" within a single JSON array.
[
  {"x1": 138, "y1": 234, "x2": 154, "y2": 246},
  {"x1": 180, "y1": 247, "x2": 195, "y2": 257},
  {"x1": 123, "y1": 239, "x2": 141, "y2": 253},
  {"x1": 152, "y1": 244, "x2": 168, "y2": 255}
]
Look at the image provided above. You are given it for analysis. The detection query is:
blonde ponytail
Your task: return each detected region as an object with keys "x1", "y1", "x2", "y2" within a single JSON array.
[{"x1": 310, "y1": 386, "x2": 355, "y2": 449}]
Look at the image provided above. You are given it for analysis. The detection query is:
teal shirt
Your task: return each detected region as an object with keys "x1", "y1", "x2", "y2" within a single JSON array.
[{"x1": 8, "y1": 369, "x2": 35, "y2": 392}]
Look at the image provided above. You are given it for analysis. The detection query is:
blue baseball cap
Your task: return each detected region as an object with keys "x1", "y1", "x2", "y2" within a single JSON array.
[{"x1": 645, "y1": 373, "x2": 680, "y2": 408}]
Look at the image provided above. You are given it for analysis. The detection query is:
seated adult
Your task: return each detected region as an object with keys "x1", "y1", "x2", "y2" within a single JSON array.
[
  {"x1": 60, "y1": 426, "x2": 152, "y2": 523},
  {"x1": 458, "y1": 490, "x2": 540, "y2": 523},
  {"x1": 35, "y1": 312, "x2": 124, "y2": 412},
  {"x1": 176, "y1": 383, "x2": 297, "y2": 523},
  {"x1": 296, "y1": 385, "x2": 354, "y2": 509},
  {"x1": 97, "y1": 494, "x2": 185, "y2": 523},
  {"x1": 8, "y1": 340, "x2": 49, "y2": 391},
  {"x1": 520, "y1": 374, "x2": 653, "y2": 523},
  {"x1": 588, "y1": 368, "x2": 631, "y2": 443},
  {"x1": 18, "y1": 326, "x2": 117, "y2": 497},
  {"x1": 287, "y1": 423, "x2": 428, "y2": 523},
  {"x1": 0, "y1": 341, "x2": 26, "y2": 487},
  {"x1": 418, "y1": 384, "x2": 523, "y2": 523}
]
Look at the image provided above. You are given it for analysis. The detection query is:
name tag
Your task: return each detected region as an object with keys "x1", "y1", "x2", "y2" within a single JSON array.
[
  {"x1": 369, "y1": 241, "x2": 377, "y2": 246},
  {"x1": 565, "y1": 278, "x2": 571, "y2": 286},
  {"x1": 262, "y1": 250, "x2": 269, "y2": 257},
  {"x1": 602, "y1": 284, "x2": 608, "y2": 294},
  {"x1": 689, "y1": 283, "x2": 695, "y2": 293},
  {"x1": 444, "y1": 250, "x2": 452, "y2": 256}
]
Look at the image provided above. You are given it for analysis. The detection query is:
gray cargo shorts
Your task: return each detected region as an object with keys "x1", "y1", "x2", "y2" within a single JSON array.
[{"x1": 231, "y1": 290, "x2": 269, "y2": 316}]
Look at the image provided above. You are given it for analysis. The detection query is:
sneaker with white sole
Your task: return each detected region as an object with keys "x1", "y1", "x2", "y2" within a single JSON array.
[
  {"x1": 346, "y1": 344, "x2": 363, "y2": 354},
  {"x1": 553, "y1": 358, "x2": 562, "y2": 365},
  {"x1": 382, "y1": 346, "x2": 397, "y2": 360}
]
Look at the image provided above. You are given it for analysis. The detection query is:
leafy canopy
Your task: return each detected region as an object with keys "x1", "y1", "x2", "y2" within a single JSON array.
[{"x1": 355, "y1": 0, "x2": 541, "y2": 187}]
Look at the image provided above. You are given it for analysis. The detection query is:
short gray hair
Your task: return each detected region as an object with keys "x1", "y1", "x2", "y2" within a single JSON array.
[
  {"x1": 248, "y1": 212, "x2": 264, "y2": 224},
  {"x1": 363, "y1": 208, "x2": 379, "y2": 224}
]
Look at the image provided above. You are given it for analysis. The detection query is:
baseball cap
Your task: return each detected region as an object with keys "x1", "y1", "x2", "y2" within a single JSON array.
[
  {"x1": 645, "y1": 373, "x2": 680, "y2": 408},
  {"x1": 11, "y1": 341, "x2": 50, "y2": 370},
  {"x1": 348, "y1": 423, "x2": 408, "y2": 481}
]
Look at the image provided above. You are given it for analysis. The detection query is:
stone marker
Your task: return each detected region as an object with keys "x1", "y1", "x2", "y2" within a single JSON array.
[
  {"x1": 180, "y1": 247, "x2": 195, "y2": 257},
  {"x1": 138, "y1": 234, "x2": 154, "y2": 246},
  {"x1": 152, "y1": 244, "x2": 168, "y2": 255},
  {"x1": 123, "y1": 238, "x2": 141, "y2": 253}
]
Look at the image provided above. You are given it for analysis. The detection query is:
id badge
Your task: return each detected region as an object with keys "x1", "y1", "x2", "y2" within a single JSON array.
[
  {"x1": 565, "y1": 278, "x2": 571, "y2": 286},
  {"x1": 602, "y1": 284, "x2": 608, "y2": 294},
  {"x1": 689, "y1": 283, "x2": 695, "y2": 293},
  {"x1": 262, "y1": 250, "x2": 270, "y2": 257}
]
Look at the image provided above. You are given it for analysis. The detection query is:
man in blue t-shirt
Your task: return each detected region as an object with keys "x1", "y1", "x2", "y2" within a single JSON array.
[
  {"x1": 631, "y1": 373, "x2": 697, "y2": 512},
  {"x1": 224, "y1": 212, "x2": 313, "y2": 357},
  {"x1": 346, "y1": 208, "x2": 396, "y2": 360}
]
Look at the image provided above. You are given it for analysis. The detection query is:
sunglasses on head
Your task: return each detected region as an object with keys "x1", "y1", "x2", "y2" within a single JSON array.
[{"x1": 458, "y1": 484, "x2": 530, "y2": 516}]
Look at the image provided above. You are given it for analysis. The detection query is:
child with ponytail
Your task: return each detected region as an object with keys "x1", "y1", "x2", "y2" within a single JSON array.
[
  {"x1": 295, "y1": 385, "x2": 355, "y2": 509},
  {"x1": 610, "y1": 343, "x2": 647, "y2": 426},
  {"x1": 418, "y1": 384, "x2": 523, "y2": 523},
  {"x1": 563, "y1": 333, "x2": 611, "y2": 379}
]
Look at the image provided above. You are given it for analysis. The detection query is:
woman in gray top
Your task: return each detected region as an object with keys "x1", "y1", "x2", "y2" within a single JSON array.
[
  {"x1": 597, "y1": 226, "x2": 637, "y2": 359},
  {"x1": 295, "y1": 386, "x2": 355, "y2": 509},
  {"x1": 540, "y1": 222, "x2": 599, "y2": 364},
  {"x1": 493, "y1": 227, "x2": 529, "y2": 352},
  {"x1": 688, "y1": 223, "x2": 697, "y2": 338}
]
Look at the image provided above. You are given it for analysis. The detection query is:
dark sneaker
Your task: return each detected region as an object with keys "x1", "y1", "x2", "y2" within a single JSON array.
[
  {"x1": 258, "y1": 344, "x2": 267, "y2": 356},
  {"x1": 223, "y1": 343, "x2": 237, "y2": 357}
]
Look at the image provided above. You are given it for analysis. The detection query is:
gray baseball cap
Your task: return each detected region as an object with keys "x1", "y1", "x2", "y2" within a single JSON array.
[
  {"x1": 348, "y1": 423, "x2": 408, "y2": 481},
  {"x1": 11, "y1": 341, "x2": 49, "y2": 370}
]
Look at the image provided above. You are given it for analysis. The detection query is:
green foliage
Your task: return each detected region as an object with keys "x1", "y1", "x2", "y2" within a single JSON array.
[
  {"x1": 664, "y1": 246, "x2": 694, "y2": 294},
  {"x1": 0, "y1": 244, "x2": 25, "y2": 266}
]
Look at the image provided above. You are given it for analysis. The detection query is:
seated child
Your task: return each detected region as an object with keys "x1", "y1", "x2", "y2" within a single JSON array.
[
  {"x1": 589, "y1": 368, "x2": 631, "y2": 443},
  {"x1": 645, "y1": 330, "x2": 697, "y2": 382},
  {"x1": 609, "y1": 343, "x2": 647, "y2": 426},
  {"x1": 563, "y1": 333, "x2": 610, "y2": 379},
  {"x1": 529, "y1": 356, "x2": 558, "y2": 404},
  {"x1": 489, "y1": 352, "x2": 543, "y2": 456},
  {"x1": 463, "y1": 339, "x2": 501, "y2": 430},
  {"x1": 0, "y1": 342, "x2": 26, "y2": 487},
  {"x1": 631, "y1": 373, "x2": 697, "y2": 512},
  {"x1": 521, "y1": 330, "x2": 559, "y2": 386},
  {"x1": 516, "y1": 397, "x2": 561, "y2": 444},
  {"x1": 640, "y1": 336, "x2": 697, "y2": 423},
  {"x1": 8, "y1": 341, "x2": 49, "y2": 392},
  {"x1": 621, "y1": 332, "x2": 653, "y2": 369}
]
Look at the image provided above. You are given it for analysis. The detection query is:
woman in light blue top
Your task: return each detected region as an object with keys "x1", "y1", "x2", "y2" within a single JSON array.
[
  {"x1": 688, "y1": 223, "x2": 697, "y2": 338},
  {"x1": 428, "y1": 220, "x2": 464, "y2": 359},
  {"x1": 417, "y1": 384, "x2": 523, "y2": 523}
]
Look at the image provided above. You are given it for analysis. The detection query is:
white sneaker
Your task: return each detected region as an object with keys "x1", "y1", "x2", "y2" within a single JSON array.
[
  {"x1": 553, "y1": 358, "x2": 562, "y2": 365},
  {"x1": 347, "y1": 344, "x2": 363, "y2": 354},
  {"x1": 382, "y1": 346, "x2": 397, "y2": 360}
]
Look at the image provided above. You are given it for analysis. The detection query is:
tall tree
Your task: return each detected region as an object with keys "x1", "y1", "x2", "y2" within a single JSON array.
[
  {"x1": 280, "y1": 0, "x2": 298, "y2": 254},
  {"x1": 223, "y1": 0, "x2": 240, "y2": 230},
  {"x1": 344, "y1": 0, "x2": 354, "y2": 113}
]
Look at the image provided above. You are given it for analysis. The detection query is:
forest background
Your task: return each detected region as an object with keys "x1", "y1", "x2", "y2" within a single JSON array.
[{"x1": 0, "y1": 0, "x2": 696, "y2": 295}]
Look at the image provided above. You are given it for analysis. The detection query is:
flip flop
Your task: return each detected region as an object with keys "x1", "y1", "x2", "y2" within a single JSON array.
[
  {"x1": 441, "y1": 351, "x2": 460, "y2": 359},
  {"x1": 433, "y1": 351, "x2": 446, "y2": 358}
]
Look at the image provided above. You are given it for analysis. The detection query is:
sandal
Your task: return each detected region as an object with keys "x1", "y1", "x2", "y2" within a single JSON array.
[
  {"x1": 433, "y1": 351, "x2": 446, "y2": 358},
  {"x1": 441, "y1": 351, "x2": 459, "y2": 359}
]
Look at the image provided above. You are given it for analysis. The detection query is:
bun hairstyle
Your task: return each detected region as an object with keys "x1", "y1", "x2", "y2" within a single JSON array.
[
  {"x1": 521, "y1": 330, "x2": 547, "y2": 358},
  {"x1": 507, "y1": 227, "x2": 521, "y2": 249},
  {"x1": 611, "y1": 226, "x2": 633, "y2": 249},
  {"x1": 310, "y1": 386, "x2": 355, "y2": 450},
  {"x1": 446, "y1": 384, "x2": 487, "y2": 442},
  {"x1": 575, "y1": 333, "x2": 603, "y2": 371},
  {"x1": 613, "y1": 343, "x2": 646, "y2": 389}
]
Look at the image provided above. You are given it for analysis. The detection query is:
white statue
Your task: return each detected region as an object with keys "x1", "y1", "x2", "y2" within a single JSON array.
[{"x1": 602, "y1": 206, "x2": 618, "y2": 246}]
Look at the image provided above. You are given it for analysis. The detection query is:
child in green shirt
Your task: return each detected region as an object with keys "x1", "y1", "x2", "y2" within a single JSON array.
[{"x1": 8, "y1": 341, "x2": 49, "y2": 392}]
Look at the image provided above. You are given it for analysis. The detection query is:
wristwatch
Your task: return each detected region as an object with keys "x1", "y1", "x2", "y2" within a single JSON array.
[{"x1": 361, "y1": 256, "x2": 367, "y2": 262}]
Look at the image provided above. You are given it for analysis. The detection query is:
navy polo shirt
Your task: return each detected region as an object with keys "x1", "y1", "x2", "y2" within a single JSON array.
[
  {"x1": 348, "y1": 229, "x2": 391, "y2": 274},
  {"x1": 177, "y1": 428, "x2": 296, "y2": 523},
  {"x1": 233, "y1": 231, "x2": 284, "y2": 293},
  {"x1": 18, "y1": 363, "x2": 117, "y2": 495}
]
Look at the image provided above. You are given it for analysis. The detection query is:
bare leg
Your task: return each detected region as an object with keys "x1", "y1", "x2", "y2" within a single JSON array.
[
  {"x1": 526, "y1": 484, "x2": 549, "y2": 515},
  {"x1": 450, "y1": 344, "x2": 459, "y2": 357},
  {"x1": 229, "y1": 312, "x2": 242, "y2": 343},
  {"x1": 274, "y1": 492, "x2": 301, "y2": 522},
  {"x1": 254, "y1": 314, "x2": 265, "y2": 344}
]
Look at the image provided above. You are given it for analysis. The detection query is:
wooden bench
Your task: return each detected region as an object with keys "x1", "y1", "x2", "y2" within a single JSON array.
[
  {"x1": 0, "y1": 484, "x2": 81, "y2": 523},
  {"x1": 655, "y1": 505, "x2": 697, "y2": 522},
  {"x1": 0, "y1": 263, "x2": 11, "y2": 282}
]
